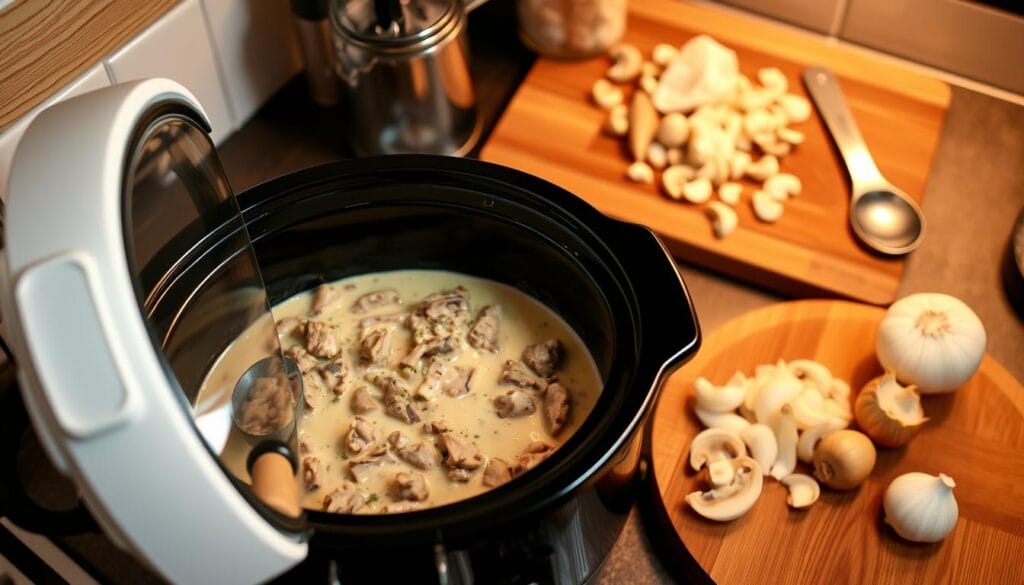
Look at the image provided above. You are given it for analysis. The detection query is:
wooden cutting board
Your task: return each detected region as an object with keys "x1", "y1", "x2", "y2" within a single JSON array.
[
  {"x1": 481, "y1": 0, "x2": 951, "y2": 305},
  {"x1": 647, "y1": 300, "x2": 1024, "y2": 584}
]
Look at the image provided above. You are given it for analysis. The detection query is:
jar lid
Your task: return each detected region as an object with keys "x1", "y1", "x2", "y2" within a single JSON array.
[{"x1": 331, "y1": 0, "x2": 461, "y2": 52}]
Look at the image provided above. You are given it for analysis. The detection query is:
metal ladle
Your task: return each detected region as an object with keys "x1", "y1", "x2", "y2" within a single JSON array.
[
  {"x1": 803, "y1": 66, "x2": 926, "y2": 255},
  {"x1": 230, "y1": 355, "x2": 304, "y2": 517}
]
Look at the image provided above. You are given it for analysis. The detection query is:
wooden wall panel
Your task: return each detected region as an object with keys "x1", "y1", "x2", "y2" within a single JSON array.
[{"x1": 0, "y1": 0, "x2": 180, "y2": 133}]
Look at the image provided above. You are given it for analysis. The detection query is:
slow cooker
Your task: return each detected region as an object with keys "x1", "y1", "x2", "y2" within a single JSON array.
[{"x1": 0, "y1": 79, "x2": 700, "y2": 584}]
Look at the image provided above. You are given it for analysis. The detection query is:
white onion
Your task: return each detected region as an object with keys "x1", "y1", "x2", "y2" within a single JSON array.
[{"x1": 876, "y1": 293, "x2": 986, "y2": 393}]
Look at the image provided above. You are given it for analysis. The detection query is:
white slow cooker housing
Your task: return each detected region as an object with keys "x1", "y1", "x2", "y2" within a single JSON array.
[{"x1": 0, "y1": 79, "x2": 306, "y2": 583}]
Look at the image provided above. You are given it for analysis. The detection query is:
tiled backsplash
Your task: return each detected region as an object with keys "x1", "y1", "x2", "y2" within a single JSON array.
[
  {"x1": 715, "y1": 0, "x2": 842, "y2": 34},
  {"x1": 715, "y1": 0, "x2": 1024, "y2": 95},
  {"x1": 0, "y1": 0, "x2": 301, "y2": 201}
]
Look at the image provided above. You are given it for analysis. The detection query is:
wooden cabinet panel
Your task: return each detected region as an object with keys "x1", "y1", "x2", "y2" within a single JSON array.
[{"x1": 0, "y1": 0, "x2": 179, "y2": 133}]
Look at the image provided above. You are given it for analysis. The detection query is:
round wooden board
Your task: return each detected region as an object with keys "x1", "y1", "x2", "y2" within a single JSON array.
[{"x1": 649, "y1": 300, "x2": 1024, "y2": 585}]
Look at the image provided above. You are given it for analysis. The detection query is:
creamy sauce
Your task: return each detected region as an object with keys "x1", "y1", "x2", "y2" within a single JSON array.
[{"x1": 198, "y1": 270, "x2": 602, "y2": 514}]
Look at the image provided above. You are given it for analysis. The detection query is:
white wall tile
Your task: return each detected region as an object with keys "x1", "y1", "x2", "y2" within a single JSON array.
[
  {"x1": 201, "y1": 0, "x2": 302, "y2": 127},
  {"x1": 715, "y1": 0, "x2": 842, "y2": 34},
  {"x1": 0, "y1": 64, "x2": 110, "y2": 202},
  {"x1": 107, "y1": 0, "x2": 235, "y2": 144},
  {"x1": 841, "y1": 0, "x2": 1024, "y2": 95}
]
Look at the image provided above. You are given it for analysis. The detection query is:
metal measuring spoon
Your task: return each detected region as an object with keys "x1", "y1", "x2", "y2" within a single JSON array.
[{"x1": 803, "y1": 66, "x2": 926, "y2": 255}]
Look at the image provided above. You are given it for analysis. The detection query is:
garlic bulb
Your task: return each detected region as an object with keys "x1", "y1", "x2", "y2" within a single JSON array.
[
  {"x1": 876, "y1": 293, "x2": 987, "y2": 394},
  {"x1": 854, "y1": 371, "x2": 929, "y2": 447},
  {"x1": 883, "y1": 472, "x2": 958, "y2": 543}
]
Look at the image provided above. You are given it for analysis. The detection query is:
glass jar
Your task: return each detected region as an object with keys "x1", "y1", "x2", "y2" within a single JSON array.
[{"x1": 516, "y1": 0, "x2": 628, "y2": 60}]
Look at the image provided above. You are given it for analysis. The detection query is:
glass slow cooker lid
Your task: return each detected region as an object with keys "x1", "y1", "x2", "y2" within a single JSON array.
[{"x1": 0, "y1": 79, "x2": 307, "y2": 583}]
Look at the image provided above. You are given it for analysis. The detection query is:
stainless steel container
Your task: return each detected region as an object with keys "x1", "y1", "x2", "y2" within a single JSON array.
[{"x1": 330, "y1": 0, "x2": 480, "y2": 156}]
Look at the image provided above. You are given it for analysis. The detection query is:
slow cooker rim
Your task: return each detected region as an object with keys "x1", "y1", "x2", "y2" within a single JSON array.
[{"x1": 226, "y1": 156, "x2": 697, "y2": 537}]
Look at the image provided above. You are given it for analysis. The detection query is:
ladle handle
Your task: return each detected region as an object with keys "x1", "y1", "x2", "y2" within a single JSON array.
[
  {"x1": 803, "y1": 66, "x2": 885, "y2": 193},
  {"x1": 248, "y1": 442, "x2": 302, "y2": 518}
]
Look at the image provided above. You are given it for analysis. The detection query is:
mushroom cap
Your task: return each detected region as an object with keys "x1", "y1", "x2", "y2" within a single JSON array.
[
  {"x1": 685, "y1": 456, "x2": 763, "y2": 521},
  {"x1": 780, "y1": 473, "x2": 821, "y2": 509},
  {"x1": 688, "y1": 428, "x2": 746, "y2": 472}
]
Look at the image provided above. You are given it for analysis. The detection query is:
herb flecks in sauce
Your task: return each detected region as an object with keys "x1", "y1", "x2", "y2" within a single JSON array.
[{"x1": 201, "y1": 270, "x2": 601, "y2": 514}]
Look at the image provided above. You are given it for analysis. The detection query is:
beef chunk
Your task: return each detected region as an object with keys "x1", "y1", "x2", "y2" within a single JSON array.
[
  {"x1": 543, "y1": 383, "x2": 570, "y2": 436},
  {"x1": 391, "y1": 472, "x2": 429, "y2": 502},
  {"x1": 494, "y1": 389, "x2": 537, "y2": 418},
  {"x1": 401, "y1": 336, "x2": 456, "y2": 371},
  {"x1": 302, "y1": 456, "x2": 320, "y2": 492},
  {"x1": 467, "y1": 305, "x2": 502, "y2": 353},
  {"x1": 286, "y1": 344, "x2": 319, "y2": 374},
  {"x1": 318, "y1": 356, "x2": 349, "y2": 395},
  {"x1": 311, "y1": 284, "x2": 340, "y2": 316},
  {"x1": 409, "y1": 287, "x2": 471, "y2": 345},
  {"x1": 276, "y1": 317, "x2": 303, "y2": 338},
  {"x1": 439, "y1": 432, "x2": 483, "y2": 477},
  {"x1": 349, "y1": 443, "x2": 393, "y2": 483},
  {"x1": 351, "y1": 289, "x2": 401, "y2": 314},
  {"x1": 359, "y1": 327, "x2": 391, "y2": 366},
  {"x1": 323, "y1": 481, "x2": 364, "y2": 513},
  {"x1": 499, "y1": 360, "x2": 548, "y2": 392},
  {"x1": 302, "y1": 371, "x2": 325, "y2": 410},
  {"x1": 350, "y1": 386, "x2": 377, "y2": 414},
  {"x1": 346, "y1": 417, "x2": 376, "y2": 454},
  {"x1": 416, "y1": 358, "x2": 474, "y2": 400},
  {"x1": 423, "y1": 420, "x2": 450, "y2": 434},
  {"x1": 523, "y1": 338, "x2": 563, "y2": 378},
  {"x1": 482, "y1": 458, "x2": 512, "y2": 488},
  {"x1": 512, "y1": 442, "x2": 554, "y2": 477},
  {"x1": 389, "y1": 431, "x2": 436, "y2": 470},
  {"x1": 305, "y1": 321, "x2": 343, "y2": 359},
  {"x1": 371, "y1": 373, "x2": 420, "y2": 424}
]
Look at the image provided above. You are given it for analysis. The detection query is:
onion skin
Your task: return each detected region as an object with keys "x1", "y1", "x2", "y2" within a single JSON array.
[
  {"x1": 812, "y1": 430, "x2": 876, "y2": 490},
  {"x1": 854, "y1": 374, "x2": 929, "y2": 448}
]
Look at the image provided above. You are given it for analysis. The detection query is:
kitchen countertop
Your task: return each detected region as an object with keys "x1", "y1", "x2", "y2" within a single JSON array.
[
  {"x1": 221, "y1": 2, "x2": 1024, "y2": 582},
  {"x1": 22, "y1": 1, "x2": 1023, "y2": 583}
]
